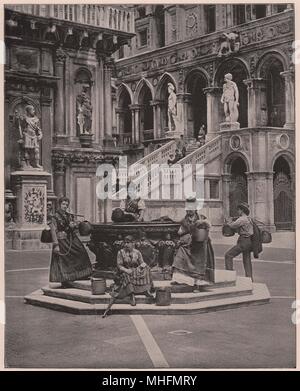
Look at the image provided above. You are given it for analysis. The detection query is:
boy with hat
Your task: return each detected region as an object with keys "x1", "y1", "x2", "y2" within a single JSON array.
[{"x1": 224, "y1": 202, "x2": 254, "y2": 280}]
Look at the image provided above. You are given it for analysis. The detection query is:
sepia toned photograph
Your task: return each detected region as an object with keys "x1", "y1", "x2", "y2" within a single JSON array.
[{"x1": 3, "y1": 2, "x2": 296, "y2": 369}]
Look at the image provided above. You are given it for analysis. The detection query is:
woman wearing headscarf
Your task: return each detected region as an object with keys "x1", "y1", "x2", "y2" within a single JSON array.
[
  {"x1": 49, "y1": 197, "x2": 92, "y2": 287},
  {"x1": 171, "y1": 197, "x2": 215, "y2": 290}
]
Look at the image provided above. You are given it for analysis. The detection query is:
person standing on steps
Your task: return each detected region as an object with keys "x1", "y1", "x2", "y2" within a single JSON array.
[{"x1": 224, "y1": 202, "x2": 254, "y2": 280}]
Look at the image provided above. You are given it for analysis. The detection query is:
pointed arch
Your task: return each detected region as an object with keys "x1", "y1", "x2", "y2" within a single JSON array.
[
  {"x1": 257, "y1": 51, "x2": 287, "y2": 127},
  {"x1": 117, "y1": 83, "x2": 133, "y2": 105},
  {"x1": 184, "y1": 68, "x2": 209, "y2": 138},
  {"x1": 155, "y1": 72, "x2": 177, "y2": 101},
  {"x1": 256, "y1": 50, "x2": 288, "y2": 78},
  {"x1": 133, "y1": 78, "x2": 154, "y2": 105},
  {"x1": 214, "y1": 58, "x2": 250, "y2": 128}
]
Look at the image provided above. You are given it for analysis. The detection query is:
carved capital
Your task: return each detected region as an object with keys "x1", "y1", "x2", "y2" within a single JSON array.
[{"x1": 55, "y1": 47, "x2": 67, "y2": 63}]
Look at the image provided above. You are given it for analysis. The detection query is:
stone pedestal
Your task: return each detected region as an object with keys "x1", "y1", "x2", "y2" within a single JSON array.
[
  {"x1": 79, "y1": 133, "x2": 93, "y2": 148},
  {"x1": 10, "y1": 170, "x2": 52, "y2": 250},
  {"x1": 165, "y1": 130, "x2": 183, "y2": 139},
  {"x1": 220, "y1": 122, "x2": 240, "y2": 131}
]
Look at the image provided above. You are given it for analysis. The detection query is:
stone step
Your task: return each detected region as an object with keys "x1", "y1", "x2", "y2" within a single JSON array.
[
  {"x1": 42, "y1": 277, "x2": 253, "y2": 305},
  {"x1": 24, "y1": 280, "x2": 270, "y2": 315},
  {"x1": 66, "y1": 269, "x2": 237, "y2": 293}
]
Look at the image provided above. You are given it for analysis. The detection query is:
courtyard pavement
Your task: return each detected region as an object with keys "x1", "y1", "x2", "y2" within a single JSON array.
[{"x1": 4, "y1": 233, "x2": 296, "y2": 369}]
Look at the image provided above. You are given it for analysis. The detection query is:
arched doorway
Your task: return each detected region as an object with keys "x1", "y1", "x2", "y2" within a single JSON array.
[
  {"x1": 138, "y1": 84, "x2": 154, "y2": 141},
  {"x1": 118, "y1": 87, "x2": 132, "y2": 145},
  {"x1": 273, "y1": 156, "x2": 293, "y2": 230},
  {"x1": 215, "y1": 60, "x2": 249, "y2": 128},
  {"x1": 267, "y1": 59, "x2": 285, "y2": 127},
  {"x1": 229, "y1": 157, "x2": 248, "y2": 217},
  {"x1": 186, "y1": 71, "x2": 208, "y2": 138}
]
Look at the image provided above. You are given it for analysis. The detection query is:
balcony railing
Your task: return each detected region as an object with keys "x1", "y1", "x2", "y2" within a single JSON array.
[{"x1": 5, "y1": 4, "x2": 135, "y2": 33}]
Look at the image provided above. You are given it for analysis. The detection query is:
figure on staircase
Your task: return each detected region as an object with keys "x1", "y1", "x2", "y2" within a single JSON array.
[
  {"x1": 14, "y1": 104, "x2": 43, "y2": 170},
  {"x1": 221, "y1": 73, "x2": 239, "y2": 123}
]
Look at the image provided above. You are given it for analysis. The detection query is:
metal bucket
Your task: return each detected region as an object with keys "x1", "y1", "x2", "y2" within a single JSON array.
[
  {"x1": 192, "y1": 227, "x2": 208, "y2": 242},
  {"x1": 155, "y1": 287, "x2": 171, "y2": 306},
  {"x1": 222, "y1": 224, "x2": 235, "y2": 237},
  {"x1": 91, "y1": 277, "x2": 106, "y2": 295}
]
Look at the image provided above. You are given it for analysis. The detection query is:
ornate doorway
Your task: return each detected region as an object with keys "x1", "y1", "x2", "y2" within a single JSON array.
[
  {"x1": 229, "y1": 157, "x2": 248, "y2": 217},
  {"x1": 273, "y1": 156, "x2": 293, "y2": 230}
]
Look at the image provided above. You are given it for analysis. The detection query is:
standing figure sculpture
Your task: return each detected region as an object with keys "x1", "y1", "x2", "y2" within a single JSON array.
[
  {"x1": 14, "y1": 104, "x2": 43, "y2": 170},
  {"x1": 76, "y1": 85, "x2": 93, "y2": 134},
  {"x1": 167, "y1": 83, "x2": 177, "y2": 131},
  {"x1": 220, "y1": 73, "x2": 239, "y2": 123}
]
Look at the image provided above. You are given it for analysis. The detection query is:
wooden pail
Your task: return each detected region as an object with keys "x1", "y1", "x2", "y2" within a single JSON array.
[
  {"x1": 155, "y1": 287, "x2": 171, "y2": 306},
  {"x1": 91, "y1": 277, "x2": 106, "y2": 295}
]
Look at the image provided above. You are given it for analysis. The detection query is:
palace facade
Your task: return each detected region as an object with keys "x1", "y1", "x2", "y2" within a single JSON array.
[{"x1": 112, "y1": 4, "x2": 295, "y2": 232}]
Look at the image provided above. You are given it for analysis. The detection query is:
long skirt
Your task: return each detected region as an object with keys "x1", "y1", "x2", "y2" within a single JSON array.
[
  {"x1": 110, "y1": 266, "x2": 152, "y2": 299},
  {"x1": 172, "y1": 238, "x2": 215, "y2": 286},
  {"x1": 49, "y1": 234, "x2": 93, "y2": 283}
]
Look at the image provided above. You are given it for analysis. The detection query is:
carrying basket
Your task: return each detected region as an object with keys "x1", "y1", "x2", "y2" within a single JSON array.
[
  {"x1": 41, "y1": 228, "x2": 53, "y2": 243},
  {"x1": 261, "y1": 230, "x2": 272, "y2": 244}
]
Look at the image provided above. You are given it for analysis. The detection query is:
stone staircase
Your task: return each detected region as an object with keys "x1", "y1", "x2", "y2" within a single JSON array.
[{"x1": 24, "y1": 269, "x2": 270, "y2": 315}]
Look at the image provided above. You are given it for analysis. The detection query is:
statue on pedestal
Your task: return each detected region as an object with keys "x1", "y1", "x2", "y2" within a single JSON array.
[
  {"x1": 221, "y1": 73, "x2": 239, "y2": 123},
  {"x1": 13, "y1": 104, "x2": 43, "y2": 170},
  {"x1": 167, "y1": 83, "x2": 177, "y2": 131},
  {"x1": 76, "y1": 85, "x2": 93, "y2": 134}
]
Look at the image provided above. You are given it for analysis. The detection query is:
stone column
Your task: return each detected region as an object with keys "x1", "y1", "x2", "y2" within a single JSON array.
[
  {"x1": 204, "y1": 87, "x2": 222, "y2": 140},
  {"x1": 156, "y1": 101, "x2": 163, "y2": 138},
  {"x1": 41, "y1": 92, "x2": 53, "y2": 173},
  {"x1": 221, "y1": 174, "x2": 231, "y2": 218},
  {"x1": 129, "y1": 104, "x2": 141, "y2": 144},
  {"x1": 103, "y1": 57, "x2": 114, "y2": 139},
  {"x1": 54, "y1": 48, "x2": 67, "y2": 143},
  {"x1": 53, "y1": 157, "x2": 66, "y2": 198},
  {"x1": 281, "y1": 70, "x2": 295, "y2": 129},
  {"x1": 150, "y1": 100, "x2": 158, "y2": 139},
  {"x1": 243, "y1": 78, "x2": 268, "y2": 127},
  {"x1": 178, "y1": 93, "x2": 192, "y2": 139},
  {"x1": 248, "y1": 172, "x2": 275, "y2": 231}
]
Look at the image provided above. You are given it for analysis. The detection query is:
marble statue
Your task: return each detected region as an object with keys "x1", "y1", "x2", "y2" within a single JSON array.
[
  {"x1": 221, "y1": 73, "x2": 239, "y2": 123},
  {"x1": 14, "y1": 104, "x2": 43, "y2": 170},
  {"x1": 76, "y1": 85, "x2": 93, "y2": 134},
  {"x1": 167, "y1": 82, "x2": 177, "y2": 131}
]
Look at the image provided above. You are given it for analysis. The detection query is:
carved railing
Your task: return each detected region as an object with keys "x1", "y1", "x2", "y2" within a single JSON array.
[
  {"x1": 176, "y1": 135, "x2": 222, "y2": 166},
  {"x1": 113, "y1": 136, "x2": 222, "y2": 201},
  {"x1": 113, "y1": 140, "x2": 177, "y2": 199},
  {"x1": 5, "y1": 4, "x2": 135, "y2": 33}
]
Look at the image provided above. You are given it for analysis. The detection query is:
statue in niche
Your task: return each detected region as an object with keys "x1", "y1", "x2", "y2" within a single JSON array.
[
  {"x1": 167, "y1": 83, "x2": 177, "y2": 131},
  {"x1": 221, "y1": 73, "x2": 239, "y2": 123},
  {"x1": 218, "y1": 31, "x2": 240, "y2": 57},
  {"x1": 76, "y1": 85, "x2": 93, "y2": 134},
  {"x1": 13, "y1": 104, "x2": 43, "y2": 170}
]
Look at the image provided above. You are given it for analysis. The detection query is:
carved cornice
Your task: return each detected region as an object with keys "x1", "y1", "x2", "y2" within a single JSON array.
[
  {"x1": 52, "y1": 149, "x2": 119, "y2": 167},
  {"x1": 5, "y1": 8, "x2": 134, "y2": 57}
]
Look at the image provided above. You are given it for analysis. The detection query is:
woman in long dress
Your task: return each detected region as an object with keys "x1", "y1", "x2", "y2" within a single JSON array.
[
  {"x1": 171, "y1": 202, "x2": 215, "y2": 289},
  {"x1": 108, "y1": 235, "x2": 154, "y2": 306},
  {"x1": 49, "y1": 197, "x2": 92, "y2": 287}
]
